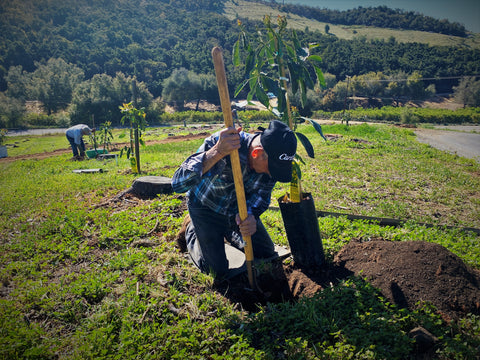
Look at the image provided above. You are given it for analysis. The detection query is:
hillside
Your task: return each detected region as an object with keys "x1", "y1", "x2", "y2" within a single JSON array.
[
  {"x1": 1, "y1": 0, "x2": 478, "y2": 90},
  {"x1": 0, "y1": 0, "x2": 479, "y2": 126},
  {"x1": 223, "y1": 0, "x2": 480, "y2": 49}
]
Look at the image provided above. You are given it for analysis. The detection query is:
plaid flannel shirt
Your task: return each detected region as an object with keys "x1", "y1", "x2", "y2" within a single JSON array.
[{"x1": 171, "y1": 131, "x2": 276, "y2": 218}]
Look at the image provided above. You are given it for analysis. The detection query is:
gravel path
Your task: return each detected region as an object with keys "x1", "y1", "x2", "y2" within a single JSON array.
[
  {"x1": 314, "y1": 120, "x2": 480, "y2": 163},
  {"x1": 414, "y1": 127, "x2": 480, "y2": 163},
  {"x1": 6, "y1": 124, "x2": 480, "y2": 163}
]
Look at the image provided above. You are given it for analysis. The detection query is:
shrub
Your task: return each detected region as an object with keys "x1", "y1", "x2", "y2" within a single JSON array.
[
  {"x1": 0, "y1": 128, "x2": 7, "y2": 145},
  {"x1": 158, "y1": 110, "x2": 275, "y2": 125},
  {"x1": 22, "y1": 113, "x2": 57, "y2": 127},
  {"x1": 400, "y1": 107, "x2": 418, "y2": 124},
  {"x1": 314, "y1": 106, "x2": 480, "y2": 124},
  {"x1": 53, "y1": 111, "x2": 71, "y2": 127}
]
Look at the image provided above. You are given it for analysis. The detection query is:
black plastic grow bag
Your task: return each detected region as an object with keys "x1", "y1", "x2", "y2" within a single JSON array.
[{"x1": 278, "y1": 193, "x2": 325, "y2": 268}]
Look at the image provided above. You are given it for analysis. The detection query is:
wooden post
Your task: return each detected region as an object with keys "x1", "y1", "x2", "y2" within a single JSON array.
[
  {"x1": 132, "y1": 79, "x2": 140, "y2": 173},
  {"x1": 212, "y1": 46, "x2": 257, "y2": 289}
]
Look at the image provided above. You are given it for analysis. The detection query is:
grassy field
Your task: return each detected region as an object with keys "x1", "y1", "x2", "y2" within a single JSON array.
[
  {"x1": 223, "y1": 0, "x2": 480, "y2": 49},
  {"x1": 1, "y1": 122, "x2": 479, "y2": 359}
]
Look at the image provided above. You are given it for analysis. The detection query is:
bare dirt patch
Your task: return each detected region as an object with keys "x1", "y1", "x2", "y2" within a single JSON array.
[
  {"x1": 408, "y1": 96, "x2": 464, "y2": 111},
  {"x1": 0, "y1": 132, "x2": 211, "y2": 164},
  {"x1": 334, "y1": 239, "x2": 480, "y2": 320},
  {"x1": 216, "y1": 239, "x2": 480, "y2": 320}
]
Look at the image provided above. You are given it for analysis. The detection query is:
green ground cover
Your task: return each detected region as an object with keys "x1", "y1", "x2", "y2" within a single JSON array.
[{"x1": 0, "y1": 122, "x2": 479, "y2": 359}]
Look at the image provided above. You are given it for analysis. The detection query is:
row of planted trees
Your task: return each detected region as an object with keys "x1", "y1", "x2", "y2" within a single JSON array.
[
  {"x1": 3, "y1": 56, "x2": 474, "y2": 130},
  {"x1": 0, "y1": 59, "x2": 155, "y2": 129},
  {"x1": 2, "y1": 45, "x2": 478, "y2": 129},
  {"x1": 0, "y1": 64, "x2": 462, "y2": 128},
  {"x1": 0, "y1": 58, "x2": 221, "y2": 129}
]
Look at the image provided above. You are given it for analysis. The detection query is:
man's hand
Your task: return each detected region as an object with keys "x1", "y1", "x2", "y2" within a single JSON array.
[
  {"x1": 216, "y1": 126, "x2": 241, "y2": 156},
  {"x1": 202, "y1": 126, "x2": 241, "y2": 174},
  {"x1": 236, "y1": 213, "x2": 257, "y2": 237}
]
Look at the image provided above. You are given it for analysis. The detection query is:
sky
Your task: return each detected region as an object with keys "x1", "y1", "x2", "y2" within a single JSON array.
[{"x1": 282, "y1": 0, "x2": 480, "y2": 33}]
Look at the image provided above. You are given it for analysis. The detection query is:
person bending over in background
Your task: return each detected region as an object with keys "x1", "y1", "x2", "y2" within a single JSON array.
[
  {"x1": 172, "y1": 120, "x2": 297, "y2": 279},
  {"x1": 66, "y1": 124, "x2": 95, "y2": 161}
]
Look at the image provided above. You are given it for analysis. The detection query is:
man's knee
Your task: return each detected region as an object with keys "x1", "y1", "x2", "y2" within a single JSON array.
[{"x1": 185, "y1": 221, "x2": 229, "y2": 278}]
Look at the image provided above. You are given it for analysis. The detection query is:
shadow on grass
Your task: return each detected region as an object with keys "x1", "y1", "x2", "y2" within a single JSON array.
[{"x1": 215, "y1": 262, "x2": 415, "y2": 359}]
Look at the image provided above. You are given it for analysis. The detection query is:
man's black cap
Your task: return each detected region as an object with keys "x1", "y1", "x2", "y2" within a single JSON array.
[{"x1": 260, "y1": 120, "x2": 297, "y2": 182}]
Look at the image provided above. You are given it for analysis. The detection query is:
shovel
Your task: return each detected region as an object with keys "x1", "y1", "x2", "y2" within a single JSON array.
[{"x1": 212, "y1": 46, "x2": 258, "y2": 290}]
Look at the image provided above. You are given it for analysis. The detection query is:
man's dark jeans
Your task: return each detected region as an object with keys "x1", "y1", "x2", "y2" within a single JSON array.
[{"x1": 67, "y1": 135, "x2": 85, "y2": 156}]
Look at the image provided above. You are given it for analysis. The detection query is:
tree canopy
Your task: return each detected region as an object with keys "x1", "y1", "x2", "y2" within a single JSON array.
[
  {"x1": 1, "y1": 0, "x2": 478, "y2": 97},
  {"x1": 0, "y1": 0, "x2": 479, "y2": 128},
  {"x1": 275, "y1": 2, "x2": 468, "y2": 37}
]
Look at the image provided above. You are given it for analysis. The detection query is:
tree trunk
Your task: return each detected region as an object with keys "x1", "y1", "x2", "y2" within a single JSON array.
[{"x1": 131, "y1": 176, "x2": 173, "y2": 197}]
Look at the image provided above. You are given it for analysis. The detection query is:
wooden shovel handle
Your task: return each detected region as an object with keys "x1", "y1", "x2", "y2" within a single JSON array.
[{"x1": 211, "y1": 47, "x2": 256, "y2": 278}]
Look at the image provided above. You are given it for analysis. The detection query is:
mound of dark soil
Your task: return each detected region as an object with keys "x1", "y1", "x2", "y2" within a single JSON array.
[
  {"x1": 218, "y1": 239, "x2": 480, "y2": 319},
  {"x1": 334, "y1": 239, "x2": 480, "y2": 319}
]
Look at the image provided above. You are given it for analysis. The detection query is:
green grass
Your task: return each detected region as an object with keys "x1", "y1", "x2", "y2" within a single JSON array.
[
  {"x1": 1, "y1": 123, "x2": 479, "y2": 359},
  {"x1": 5, "y1": 133, "x2": 68, "y2": 156}
]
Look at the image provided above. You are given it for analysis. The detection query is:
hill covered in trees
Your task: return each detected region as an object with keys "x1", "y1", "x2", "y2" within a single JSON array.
[
  {"x1": 0, "y1": 0, "x2": 479, "y2": 128},
  {"x1": 273, "y1": 2, "x2": 468, "y2": 37}
]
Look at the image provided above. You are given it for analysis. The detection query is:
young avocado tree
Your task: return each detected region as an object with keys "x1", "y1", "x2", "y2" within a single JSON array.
[
  {"x1": 233, "y1": 15, "x2": 326, "y2": 202},
  {"x1": 99, "y1": 121, "x2": 114, "y2": 153},
  {"x1": 119, "y1": 102, "x2": 147, "y2": 173},
  {"x1": 234, "y1": 15, "x2": 326, "y2": 267}
]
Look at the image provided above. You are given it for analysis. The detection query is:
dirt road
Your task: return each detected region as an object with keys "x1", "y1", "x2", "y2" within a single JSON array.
[
  {"x1": 414, "y1": 127, "x2": 480, "y2": 163},
  {"x1": 0, "y1": 133, "x2": 210, "y2": 163},
  {"x1": 315, "y1": 119, "x2": 480, "y2": 163},
  {"x1": 2, "y1": 124, "x2": 479, "y2": 164}
]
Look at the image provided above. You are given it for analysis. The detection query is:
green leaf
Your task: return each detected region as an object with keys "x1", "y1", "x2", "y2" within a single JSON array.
[
  {"x1": 288, "y1": 63, "x2": 299, "y2": 94},
  {"x1": 285, "y1": 43, "x2": 296, "y2": 59},
  {"x1": 276, "y1": 35, "x2": 284, "y2": 58},
  {"x1": 256, "y1": 86, "x2": 270, "y2": 109},
  {"x1": 292, "y1": 32, "x2": 305, "y2": 58},
  {"x1": 300, "y1": 79, "x2": 307, "y2": 106},
  {"x1": 303, "y1": 67, "x2": 315, "y2": 89},
  {"x1": 247, "y1": 88, "x2": 254, "y2": 103},
  {"x1": 307, "y1": 54, "x2": 322, "y2": 63},
  {"x1": 314, "y1": 65, "x2": 326, "y2": 88},
  {"x1": 261, "y1": 76, "x2": 278, "y2": 94},
  {"x1": 303, "y1": 117, "x2": 327, "y2": 141},
  {"x1": 277, "y1": 90, "x2": 287, "y2": 114},
  {"x1": 234, "y1": 79, "x2": 249, "y2": 98},
  {"x1": 295, "y1": 131, "x2": 314, "y2": 158},
  {"x1": 233, "y1": 40, "x2": 240, "y2": 67},
  {"x1": 294, "y1": 154, "x2": 305, "y2": 166},
  {"x1": 245, "y1": 46, "x2": 255, "y2": 78},
  {"x1": 248, "y1": 75, "x2": 258, "y2": 96}
]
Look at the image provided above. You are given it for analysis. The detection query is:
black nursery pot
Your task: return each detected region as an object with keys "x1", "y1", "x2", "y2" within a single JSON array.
[{"x1": 278, "y1": 193, "x2": 325, "y2": 268}]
